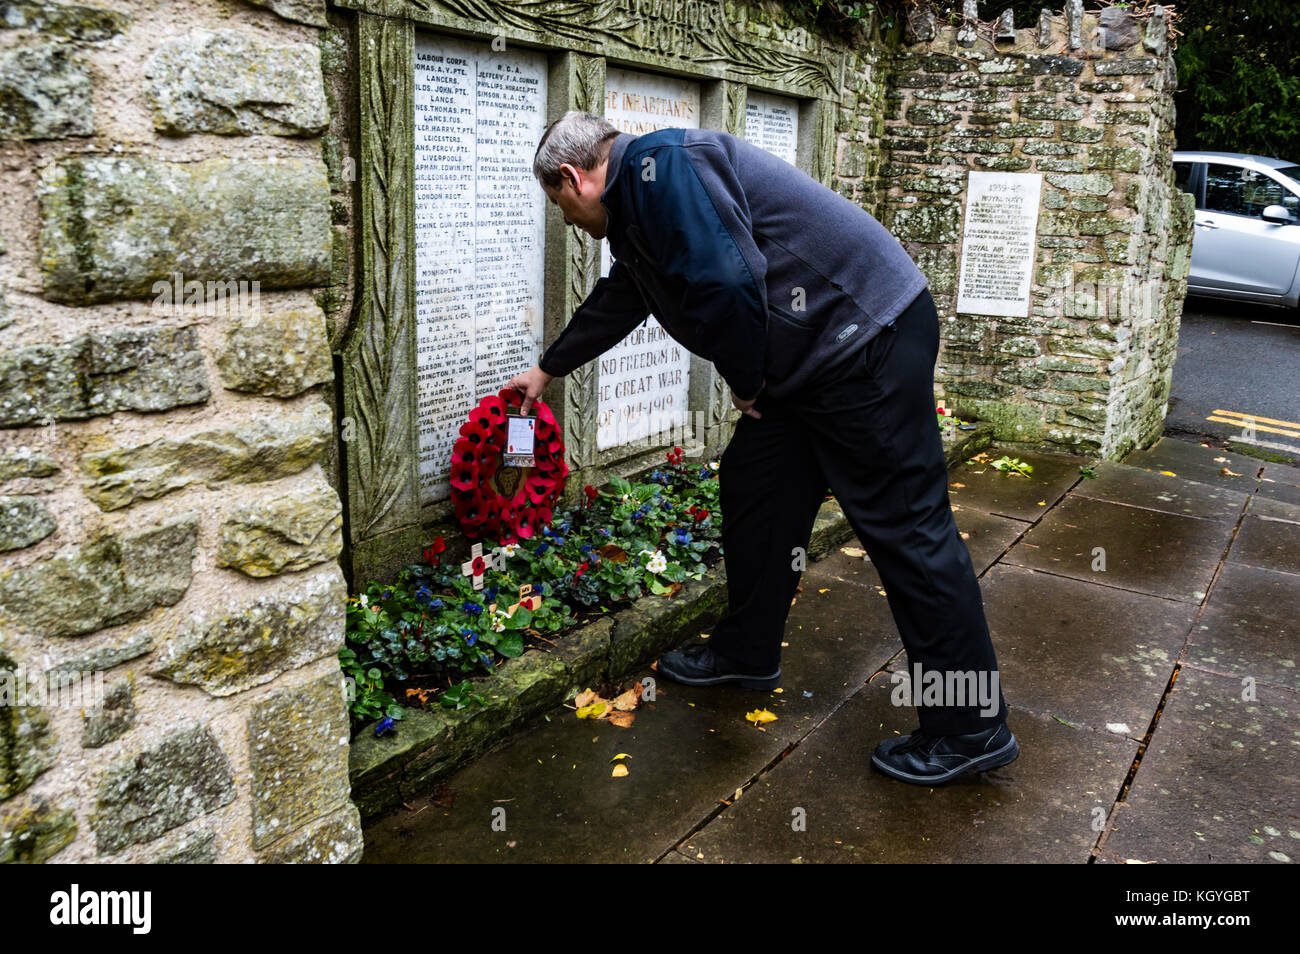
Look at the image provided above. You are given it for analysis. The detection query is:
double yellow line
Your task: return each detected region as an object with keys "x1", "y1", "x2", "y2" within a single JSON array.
[{"x1": 1206, "y1": 409, "x2": 1300, "y2": 439}]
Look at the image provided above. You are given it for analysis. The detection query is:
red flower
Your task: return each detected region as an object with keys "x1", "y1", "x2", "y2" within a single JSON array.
[
  {"x1": 693, "y1": 508, "x2": 709, "y2": 524},
  {"x1": 575, "y1": 560, "x2": 590, "y2": 579},
  {"x1": 422, "y1": 537, "x2": 446, "y2": 565}
]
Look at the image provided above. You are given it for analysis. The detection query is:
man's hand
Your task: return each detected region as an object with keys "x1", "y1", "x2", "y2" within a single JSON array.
[
  {"x1": 731, "y1": 377, "x2": 765, "y2": 419},
  {"x1": 507, "y1": 365, "x2": 554, "y2": 415}
]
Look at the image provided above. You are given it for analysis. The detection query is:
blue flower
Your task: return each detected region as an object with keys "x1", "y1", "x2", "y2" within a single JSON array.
[
  {"x1": 462, "y1": 601, "x2": 483, "y2": 616},
  {"x1": 580, "y1": 544, "x2": 593, "y2": 555},
  {"x1": 537, "y1": 543, "x2": 550, "y2": 555},
  {"x1": 600, "y1": 527, "x2": 611, "y2": 536},
  {"x1": 465, "y1": 631, "x2": 478, "y2": 646},
  {"x1": 699, "y1": 467, "x2": 710, "y2": 479},
  {"x1": 430, "y1": 598, "x2": 444, "y2": 610},
  {"x1": 674, "y1": 529, "x2": 692, "y2": 545},
  {"x1": 484, "y1": 586, "x2": 498, "y2": 602},
  {"x1": 375, "y1": 717, "x2": 396, "y2": 737},
  {"x1": 480, "y1": 653, "x2": 493, "y2": 667}
]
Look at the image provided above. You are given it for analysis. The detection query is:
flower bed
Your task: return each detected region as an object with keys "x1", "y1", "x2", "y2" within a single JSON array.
[{"x1": 341, "y1": 447, "x2": 723, "y2": 733}]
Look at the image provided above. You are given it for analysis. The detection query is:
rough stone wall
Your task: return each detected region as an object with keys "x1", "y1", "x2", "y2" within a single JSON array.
[
  {"x1": 0, "y1": 0, "x2": 361, "y2": 863},
  {"x1": 880, "y1": 3, "x2": 1192, "y2": 458}
]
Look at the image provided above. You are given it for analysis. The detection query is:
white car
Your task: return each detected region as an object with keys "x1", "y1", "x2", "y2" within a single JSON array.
[{"x1": 1172, "y1": 151, "x2": 1300, "y2": 310}]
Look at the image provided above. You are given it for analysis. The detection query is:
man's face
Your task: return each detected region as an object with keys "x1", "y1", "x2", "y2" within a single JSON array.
[{"x1": 542, "y1": 161, "x2": 608, "y2": 239}]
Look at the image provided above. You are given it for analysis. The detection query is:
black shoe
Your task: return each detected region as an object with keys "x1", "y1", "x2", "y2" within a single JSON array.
[
  {"x1": 871, "y1": 722, "x2": 1019, "y2": 785},
  {"x1": 657, "y1": 643, "x2": 781, "y2": 690}
]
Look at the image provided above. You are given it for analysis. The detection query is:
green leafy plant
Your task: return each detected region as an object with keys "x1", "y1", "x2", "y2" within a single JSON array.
[
  {"x1": 341, "y1": 451, "x2": 725, "y2": 729},
  {"x1": 990, "y1": 456, "x2": 1033, "y2": 477}
]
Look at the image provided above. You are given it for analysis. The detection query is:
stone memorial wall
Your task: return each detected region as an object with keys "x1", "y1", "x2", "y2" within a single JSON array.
[
  {"x1": 881, "y1": 2, "x2": 1191, "y2": 458},
  {"x1": 0, "y1": 0, "x2": 1187, "y2": 863}
]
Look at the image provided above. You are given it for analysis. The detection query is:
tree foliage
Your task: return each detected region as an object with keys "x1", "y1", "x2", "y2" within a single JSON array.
[
  {"x1": 1174, "y1": 1, "x2": 1300, "y2": 160},
  {"x1": 778, "y1": 1, "x2": 1300, "y2": 160}
]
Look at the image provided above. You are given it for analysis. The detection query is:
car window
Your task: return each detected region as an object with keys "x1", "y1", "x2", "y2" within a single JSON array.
[
  {"x1": 1173, "y1": 161, "x2": 1194, "y2": 195},
  {"x1": 1205, "y1": 162, "x2": 1289, "y2": 217}
]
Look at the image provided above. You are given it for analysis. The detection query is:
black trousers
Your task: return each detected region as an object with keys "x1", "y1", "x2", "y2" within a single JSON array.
[{"x1": 708, "y1": 287, "x2": 1008, "y2": 736}]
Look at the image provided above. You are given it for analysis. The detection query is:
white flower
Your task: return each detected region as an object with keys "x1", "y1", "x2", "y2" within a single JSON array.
[
  {"x1": 358, "y1": 594, "x2": 369, "y2": 607},
  {"x1": 709, "y1": 461, "x2": 719, "y2": 470},
  {"x1": 501, "y1": 543, "x2": 520, "y2": 557},
  {"x1": 491, "y1": 613, "x2": 507, "y2": 633},
  {"x1": 621, "y1": 493, "x2": 632, "y2": 503},
  {"x1": 644, "y1": 550, "x2": 668, "y2": 574}
]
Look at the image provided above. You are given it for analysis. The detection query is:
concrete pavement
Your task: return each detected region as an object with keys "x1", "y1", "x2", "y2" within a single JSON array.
[{"x1": 361, "y1": 438, "x2": 1300, "y2": 864}]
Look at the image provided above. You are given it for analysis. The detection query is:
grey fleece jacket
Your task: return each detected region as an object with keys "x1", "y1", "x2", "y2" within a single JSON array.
[{"x1": 538, "y1": 128, "x2": 928, "y2": 401}]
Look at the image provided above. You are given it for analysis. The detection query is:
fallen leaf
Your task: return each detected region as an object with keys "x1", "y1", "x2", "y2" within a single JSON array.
[
  {"x1": 610, "y1": 753, "x2": 631, "y2": 762},
  {"x1": 1214, "y1": 457, "x2": 1229, "y2": 463},
  {"x1": 960, "y1": 531, "x2": 970, "y2": 540},
  {"x1": 1037, "y1": 500, "x2": 1046, "y2": 506},
  {"x1": 611, "y1": 687, "x2": 641, "y2": 711},
  {"x1": 608, "y1": 711, "x2": 636, "y2": 728},
  {"x1": 576, "y1": 701, "x2": 606, "y2": 719},
  {"x1": 772, "y1": 688, "x2": 783, "y2": 694},
  {"x1": 1159, "y1": 470, "x2": 1176, "y2": 477},
  {"x1": 840, "y1": 546, "x2": 867, "y2": 558},
  {"x1": 611, "y1": 764, "x2": 629, "y2": 777},
  {"x1": 818, "y1": 588, "x2": 829, "y2": 594},
  {"x1": 574, "y1": 689, "x2": 596, "y2": 708},
  {"x1": 950, "y1": 482, "x2": 966, "y2": 489},
  {"x1": 599, "y1": 544, "x2": 628, "y2": 562},
  {"x1": 746, "y1": 708, "x2": 778, "y2": 725},
  {"x1": 1220, "y1": 467, "x2": 1242, "y2": 477}
]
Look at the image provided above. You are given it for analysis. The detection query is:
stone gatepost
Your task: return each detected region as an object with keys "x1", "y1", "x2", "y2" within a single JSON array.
[
  {"x1": 882, "y1": 2, "x2": 1192, "y2": 458},
  {"x1": 0, "y1": 0, "x2": 361, "y2": 863}
]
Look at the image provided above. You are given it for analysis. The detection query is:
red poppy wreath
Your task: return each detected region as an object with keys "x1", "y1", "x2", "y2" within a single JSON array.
[{"x1": 449, "y1": 389, "x2": 569, "y2": 544}]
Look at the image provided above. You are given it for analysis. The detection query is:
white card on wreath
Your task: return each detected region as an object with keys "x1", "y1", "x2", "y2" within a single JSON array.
[{"x1": 504, "y1": 415, "x2": 536, "y2": 468}]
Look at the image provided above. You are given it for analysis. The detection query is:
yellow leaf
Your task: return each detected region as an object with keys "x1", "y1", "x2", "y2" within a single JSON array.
[
  {"x1": 611, "y1": 764, "x2": 629, "y2": 777},
  {"x1": 745, "y1": 708, "x2": 778, "y2": 725},
  {"x1": 610, "y1": 753, "x2": 631, "y2": 762},
  {"x1": 1159, "y1": 470, "x2": 1176, "y2": 476},
  {"x1": 576, "y1": 701, "x2": 606, "y2": 719},
  {"x1": 1037, "y1": 500, "x2": 1045, "y2": 506},
  {"x1": 818, "y1": 588, "x2": 829, "y2": 594}
]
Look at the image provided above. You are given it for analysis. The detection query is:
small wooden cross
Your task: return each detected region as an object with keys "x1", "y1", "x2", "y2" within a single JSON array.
[{"x1": 461, "y1": 543, "x2": 488, "y2": 590}]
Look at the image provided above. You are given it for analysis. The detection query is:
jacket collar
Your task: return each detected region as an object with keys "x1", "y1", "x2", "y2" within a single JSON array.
[{"x1": 600, "y1": 132, "x2": 636, "y2": 242}]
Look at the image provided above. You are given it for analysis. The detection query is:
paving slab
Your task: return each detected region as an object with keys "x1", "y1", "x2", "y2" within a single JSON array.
[
  {"x1": 1187, "y1": 562, "x2": 1300, "y2": 691},
  {"x1": 360, "y1": 569, "x2": 901, "y2": 863},
  {"x1": 951, "y1": 507, "x2": 1032, "y2": 574},
  {"x1": 1102, "y1": 667, "x2": 1300, "y2": 864},
  {"x1": 974, "y1": 563, "x2": 1194, "y2": 738},
  {"x1": 1003, "y1": 495, "x2": 1233, "y2": 603},
  {"x1": 680, "y1": 681, "x2": 1136, "y2": 863},
  {"x1": 1121, "y1": 437, "x2": 1262, "y2": 492},
  {"x1": 1228, "y1": 513, "x2": 1300, "y2": 576},
  {"x1": 1257, "y1": 463, "x2": 1300, "y2": 507},
  {"x1": 1248, "y1": 493, "x2": 1300, "y2": 524},
  {"x1": 946, "y1": 450, "x2": 1085, "y2": 521},
  {"x1": 810, "y1": 509, "x2": 1028, "y2": 583},
  {"x1": 1071, "y1": 461, "x2": 1250, "y2": 525}
]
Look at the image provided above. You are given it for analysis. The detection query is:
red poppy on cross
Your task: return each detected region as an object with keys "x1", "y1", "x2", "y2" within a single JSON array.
[{"x1": 461, "y1": 543, "x2": 488, "y2": 590}]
